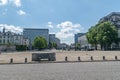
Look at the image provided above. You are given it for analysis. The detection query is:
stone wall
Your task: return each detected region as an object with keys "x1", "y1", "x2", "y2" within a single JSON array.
[
  {"x1": 55, "y1": 51, "x2": 120, "y2": 61},
  {"x1": 0, "y1": 52, "x2": 32, "y2": 63}
]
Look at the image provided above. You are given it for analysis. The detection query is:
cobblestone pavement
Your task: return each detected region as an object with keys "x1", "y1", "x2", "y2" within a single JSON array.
[{"x1": 0, "y1": 62, "x2": 120, "y2": 80}]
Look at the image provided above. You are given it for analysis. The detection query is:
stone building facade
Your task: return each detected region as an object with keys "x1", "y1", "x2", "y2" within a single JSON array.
[
  {"x1": 0, "y1": 28, "x2": 29, "y2": 51},
  {"x1": 0, "y1": 28, "x2": 29, "y2": 45}
]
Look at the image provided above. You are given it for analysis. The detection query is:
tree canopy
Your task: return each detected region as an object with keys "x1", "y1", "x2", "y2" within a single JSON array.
[
  {"x1": 33, "y1": 36, "x2": 47, "y2": 50},
  {"x1": 86, "y1": 21, "x2": 118, "y2": 50},
  {"x1": 49, "y1": 42, "x2": 57, "y2": 49}
]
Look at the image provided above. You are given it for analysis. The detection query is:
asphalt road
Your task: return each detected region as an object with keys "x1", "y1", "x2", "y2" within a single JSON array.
[{"x1": 0, "y1": 62, "x2": 120, "y2": 80}]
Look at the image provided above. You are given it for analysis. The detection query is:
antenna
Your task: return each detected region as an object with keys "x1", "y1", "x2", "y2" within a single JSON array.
[{"x1": 0, "y1": 25, "x2": 5, "y2": 33}]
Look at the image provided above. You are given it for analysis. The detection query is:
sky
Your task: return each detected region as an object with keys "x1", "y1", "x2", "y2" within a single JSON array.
[{"x1": 0, "y1": 0, "x2": 120, "y2": 44}]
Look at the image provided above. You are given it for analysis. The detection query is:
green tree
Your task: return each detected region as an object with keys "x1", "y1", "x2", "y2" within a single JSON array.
[
  {"x1": 52, "y1": 42, "x2": 57, "y2": 49},
  {"x1": 75, "y1": 43, "x2": 81, "y2": 50},
  {"x1": 33, "y1": 36, "x2": 47, "y2": 50},
  {"x1": 49, "y1": 42, "x2": 57, "y2": 49},
  {"x1": 16, "y1": 45, "x2": 27, "y2": 51},
  {"x1": 87, "y1": 21, "x2": 118, "y2": 50},
  {"x1": 86, "y1": 26, "x2": 98, "y2": 50},
  {"x1": 96, "y1": 21, "x2": 118, "y2": 50}
]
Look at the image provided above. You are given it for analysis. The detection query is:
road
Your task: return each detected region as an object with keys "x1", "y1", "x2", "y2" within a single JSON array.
[{"x1": 0, "y1": 62, "x2": 120, "y2": 80}]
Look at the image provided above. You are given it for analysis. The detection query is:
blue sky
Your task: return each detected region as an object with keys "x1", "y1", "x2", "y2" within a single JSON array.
[{"x1": 0, "y1": 0, "x2": 120, "y2": 44}]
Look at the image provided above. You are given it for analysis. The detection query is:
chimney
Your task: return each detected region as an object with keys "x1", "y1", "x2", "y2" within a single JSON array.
[{"x1": 3, "y1": 27, "x2": 5, "y2": 33}]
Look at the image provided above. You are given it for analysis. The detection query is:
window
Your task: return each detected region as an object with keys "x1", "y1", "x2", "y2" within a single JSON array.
[
  {"x1": 3, "y1": 39, "x2": 5, "y2": 44},
  {"x1": 7, "y1": 40, "x2": 9, "y2": 43},
  {"x1": 0, "y1": 40, "x2": 1, "y2": 43}
]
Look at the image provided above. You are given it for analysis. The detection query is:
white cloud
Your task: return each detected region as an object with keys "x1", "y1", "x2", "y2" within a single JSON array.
[
  {"x1": 0, "y1": 0, "x2": 8, "y2": 5},
  {"x1": 56, "y1": 31, "x2": 73, "y2": 39},
  {"x1": 0, "y1": 24, "x2": 23, "y2": 33},
  {"x1": 56, "y1": 21, "x2": 81, "y2": 38},
  {"x1": 48, "y1": 22, "x2": 54, "y2": 28},
  {"x1": 48, "y1": 21, "x2": 82, "y2": 43},
  {"x1": 17, "y1": 10, "x2": 26, "y2": 15},
  {"x1": 55, "y1": 21, "x2": 82, "y2": 44},
  {"x1": 0, "y1": 0, "x2": 21, "y2": 7},
  {"x1": 13, "y1": 0, "x2": 21, "y2": 7}
]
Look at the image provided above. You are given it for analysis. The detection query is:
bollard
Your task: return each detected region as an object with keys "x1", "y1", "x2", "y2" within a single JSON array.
[
  {"x1": 78, "y1": 56, "x2": 80, "y2": 61},
  {"x1": 65, "y1": 56, "x2": 68, "y2": 61},
  {"x1": 115, "y1": 56, "x2": 117, "y2": 60},
  {"x1": 91, "y1": 56, "x2": 93, "y2": 61},
  {"x1": 25, "y1": 58, "x2": 27, "y2": 63},
  {"x1": 10, "y1": 58, "x2": 13, "y2": 63},
  {"x1": 103, "y1": 56, "x2": 105, "y2": 60}
]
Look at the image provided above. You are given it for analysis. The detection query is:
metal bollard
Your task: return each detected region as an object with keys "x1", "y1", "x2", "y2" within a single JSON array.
[
  {"x1": 25, "y1": 58, "x2": 27, "y2": 63},
  {"x1": 103, "y1": 56, "x2": 105, "y2": 60},
  {"x1": 115, "y1": 56, "x2": 117, "y2": 60},
  {"x1": 91, "y1": 56, "x2": 93, "y2": 61},
  {"x1": 10, "y1": 58, "x2": 13, "y2": 63},
  {"x1": 65, "y1": 56, "x2": 68, "y2": 61},
  {"x1": 78, "y1": 56, "x2": 80, "y2": 61}
]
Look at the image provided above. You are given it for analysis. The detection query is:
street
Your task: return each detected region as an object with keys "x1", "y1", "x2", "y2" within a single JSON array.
[{"x1": 0, "y1": 62, "x2": 120, "y2": 80}]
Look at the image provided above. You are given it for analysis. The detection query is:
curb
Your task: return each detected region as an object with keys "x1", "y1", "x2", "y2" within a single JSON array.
[{"x1": 0, "y1": 60, "x2": 120, "y2": 65}]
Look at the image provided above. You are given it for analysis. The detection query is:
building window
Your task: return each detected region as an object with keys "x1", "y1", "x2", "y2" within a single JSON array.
[
  {"x1": 0, "y1": 40, "x2": 1, "y2": 44},
  {"x1": 7, "y1": 40, "x2": 9, "y2": 43},
  {"x1": 3, "y1": 39, "x2": 5, "y2": 44}
]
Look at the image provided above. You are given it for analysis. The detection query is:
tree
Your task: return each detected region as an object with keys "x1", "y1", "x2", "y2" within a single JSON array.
[
  {"x1": 52, "y1": 42, "x2": 57, "y2": 49},
  {"x1": 96, "y1": 21, "x2": 118, "y2": 50},
  {"x1": 49, "y1": 42, "x2": 57, "y2": 49},
  {"x1": 75, "y1": 43, "x2": 81, "y2": 50},
  {"x1": 16, "y1": 45, "x2": 27, "y2": 51},
  {"x1": 33, "y1": 36, "x2": 47, "y2": 50},
  {"x1": 86, "y1": 26, "x2": 98, "y2": 50},
  {"x1": 87, "y1": 21, "x2": 118, "y2": 50}
]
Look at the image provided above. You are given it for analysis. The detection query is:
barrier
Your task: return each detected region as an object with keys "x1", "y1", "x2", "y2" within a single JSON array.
[
  {"x1": 65, "y1": 56, "x2": 68, "y2": 61},
  {"x1": 103, "y1": 56, "x2": 105, "y2": 60},
  {"x1": 10, "y1": 58, "x2": 13, "y2": 63},
  {"x1": 25, "y1": 58, "x2": 27, "y2": 63},
  {"x1": 78, "y1": 56, "x2": 80, "y2": 61},
  {"x1": 91, "y1": 56, "x2": 93, "y2": 61},
  {"x1": 115, "y1": 56, "x2": 117, "y2": 60}
]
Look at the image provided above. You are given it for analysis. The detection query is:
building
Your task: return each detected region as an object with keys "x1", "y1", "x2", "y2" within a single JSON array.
[
  {"x1": 99, "y1": 12, "x2": 120, "y2": 29},
  {"x1": 0, "y1": 28, "x2": 29, "y2": 51},
  {"x1": 49, "y1": 34, "x2": 60, "y2": 48},
  {"x1": 59, "y1": 43, "x2": 69, "y2": 50},
  {"x1": 0, "y1": 28, "x2": 28, "y2": 45},
  {"x1": 74, "y1": 33, "x2": 85, "y2": 45},
  {"x1": 23, "y1": 28, "x2": 49, "y2": 43},
  {"x1": 78, "y1": 34, "x2": 90, "y2": 49},
  {"x1": 23, "y1": 28, "x2": 49, "y2": 49}
]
